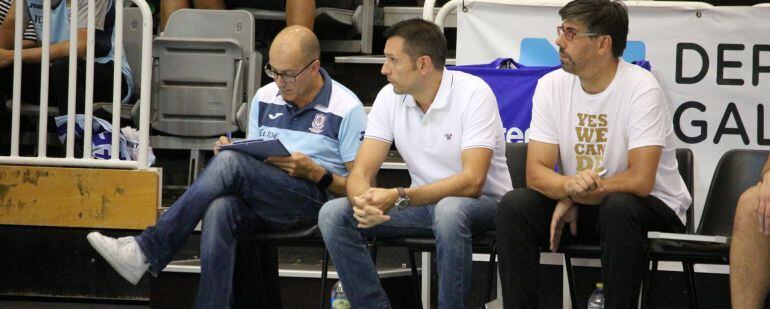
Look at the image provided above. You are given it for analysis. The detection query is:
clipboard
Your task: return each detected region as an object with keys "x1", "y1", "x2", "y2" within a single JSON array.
[{"x1": 220, "y1": 139, "x2": 291, "y2": 160}]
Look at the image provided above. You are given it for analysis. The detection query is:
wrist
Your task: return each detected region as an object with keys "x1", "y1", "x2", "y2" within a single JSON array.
[{"x1": 311, "y1": 166, "x2": 326, "y2": 183}]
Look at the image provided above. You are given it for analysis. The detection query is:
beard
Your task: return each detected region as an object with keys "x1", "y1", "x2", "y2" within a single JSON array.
[{"x1": 559, "y1": 48, "x2": 577, "y2": 74}]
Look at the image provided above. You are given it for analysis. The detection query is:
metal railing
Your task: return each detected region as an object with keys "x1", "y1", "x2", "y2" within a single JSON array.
[{"x1": 1, "y1": 0, "x2": 153, "y2": 169}]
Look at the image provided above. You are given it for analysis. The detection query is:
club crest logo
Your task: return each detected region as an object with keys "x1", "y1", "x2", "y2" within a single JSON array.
[
  {"x1": 444, "y1": 133, "x2": 453, "y2": 140},
  {"x1": 309, "y1": 114, "x2": 326, "y2": 134}
]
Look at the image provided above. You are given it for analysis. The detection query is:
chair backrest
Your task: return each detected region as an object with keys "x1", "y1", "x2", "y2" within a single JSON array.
[
  {"x1": 123, "y1": 7, "x2": 143, "y2": 96},
  {"x1": 505, "y1": 142, "x2": 528, "y2": 189},
  {"x1": 165, "y1": 9, "x2": 256, "y2": 100},
  {"x1": 698, "y1": 149, "x2": 768, "y2": 236},
  {"x1": 150, "y1": 9, "x2": 255, "y2": 136},
  {"x1": 674, "y1": 148, "x2": 695, "y2": 233}
]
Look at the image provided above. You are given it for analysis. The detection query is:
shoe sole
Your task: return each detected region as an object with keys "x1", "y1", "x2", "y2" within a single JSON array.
[{"x1": 87, "y1": 232, "x2": 142, "y2": 285}]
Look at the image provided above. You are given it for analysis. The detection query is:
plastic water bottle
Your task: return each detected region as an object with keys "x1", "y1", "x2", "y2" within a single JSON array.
[
  {"x1": 330, "y1": 280, "x2": 350, "y2": 309},
  {"x1": 587, "y1": 282, "x2": 605, "y2": 309}
]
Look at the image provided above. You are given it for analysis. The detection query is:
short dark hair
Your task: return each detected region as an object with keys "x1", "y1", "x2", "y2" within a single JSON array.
[
  {"x1": 383, "y1": 18, "x2": 447, "y2": 69},
  {"x1": 559, "y1": 0, "x2": 628, "y2": 58}
]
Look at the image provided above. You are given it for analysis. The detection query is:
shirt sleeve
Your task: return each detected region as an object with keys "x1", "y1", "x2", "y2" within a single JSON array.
[
  {"x1": 460, "y1": 80, "x2": 500, "y2": 150},
  {"x1": 337, "y1": 103, "x2": 367, "y2": 163},
  {"x1": 627, "y1": 86, "x2": 669, "y2": 150},
  {"x1": 23, "y1": 19, "x2": 36, "y2": 41},
  {"x1": 528, "y1": 75, "x2": 558, "y2": 144},
  {"x1": 246, "y1": 90, "x2": 262, "y2": 139},
  {"x1": 363, "y1": 86, "x2": 395, "y2": 143}
]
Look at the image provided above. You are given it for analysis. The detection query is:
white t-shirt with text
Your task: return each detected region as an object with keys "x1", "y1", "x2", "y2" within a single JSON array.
[{"x1": 529, "y1": 60, "x2": 691, "y2": 223}]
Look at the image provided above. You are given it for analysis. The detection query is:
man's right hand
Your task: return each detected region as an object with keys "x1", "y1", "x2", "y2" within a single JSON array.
[
  {"x1": 563, "y1": 169, "x2": 603, "y2": 198},
  {"x1": 213, "y1": 136, "x2": 231, "y2": 155}
]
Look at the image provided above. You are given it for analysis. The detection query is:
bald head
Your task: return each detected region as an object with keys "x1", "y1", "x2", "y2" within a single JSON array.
[{"x1": 270, "y1": 26, "x2": 321, "y2": 64}]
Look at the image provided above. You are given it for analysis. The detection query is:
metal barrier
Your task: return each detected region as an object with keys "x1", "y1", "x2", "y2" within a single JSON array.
[{"x1": 0, "y1": 0, "x2": 153, "y2": 169}]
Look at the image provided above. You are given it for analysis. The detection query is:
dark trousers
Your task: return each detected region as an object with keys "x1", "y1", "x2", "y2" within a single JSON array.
[
  {"x1": 0, "y1": 58, "x2": 128, "y2": 114},
  {"x1": 496, "y1": 188, "x2": 685, "y2": 309}
]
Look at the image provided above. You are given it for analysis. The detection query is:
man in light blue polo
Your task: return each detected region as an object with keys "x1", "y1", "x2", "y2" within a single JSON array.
[{"x1": 87, "y1": 26, "x2": 366, "y2": 308}]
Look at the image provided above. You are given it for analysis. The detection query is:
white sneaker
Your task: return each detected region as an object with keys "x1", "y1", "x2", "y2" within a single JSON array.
[{"x1": 87, "y1": 232, "x2": 149, "y2": 285}]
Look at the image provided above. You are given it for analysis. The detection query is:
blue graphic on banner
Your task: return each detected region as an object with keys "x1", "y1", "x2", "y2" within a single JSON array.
[
  {"x1": 450, "y1": 58, "x2": 651, "y2": 143},
  {"x1": 519, "y1": 38, "x2": 646, "y2": 66},
  {"x1": 449, "y1": 58, "x2": 558, "y2": 143}
]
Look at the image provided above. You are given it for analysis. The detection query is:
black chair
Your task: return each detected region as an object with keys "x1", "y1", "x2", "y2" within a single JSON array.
[
  {"x1": 642, "y1": 149, "x2": 768, "y2": 309},
  {"x1": 376, "y1": 142, "x2": 528, "y2": 308},
  {"x1": 238, "y1": 224, "x2": 330, "y2": 309},
  {"x1": 562, "y1": 148, "x2": 695, "y2": 309}
]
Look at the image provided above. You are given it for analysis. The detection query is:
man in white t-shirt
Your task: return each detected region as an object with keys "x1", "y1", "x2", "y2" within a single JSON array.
[
  {"x1": 496, "y1": 1, "x2": 692, "y2": 308},
  {"x1": 318, "y1": 18, "x2": 512, "y2": 309},
  {"x1": 730, "y1": 154, "x2": 770, "y2": 309}
]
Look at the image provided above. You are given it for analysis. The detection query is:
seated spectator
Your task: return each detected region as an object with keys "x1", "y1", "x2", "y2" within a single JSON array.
[
  {"x1": 0, "y1": 0, "x2": 133, "y2": 114},
  {"x1": 318, "y1": 18, "x2": 512, "y2": 309},
  {"x1": 0, "y1": 0, "x2": 36, "y2": 51},
  {"x1": 495, "y1": 0, "x2": 692, "y2": 307},
  {"x1": 730, "y1": 153, "x2": 770, "y2": 308},
  {"x1": 87, "y1": 26, "x2": 367, "y2": 308},
  {"x1": 159, "y1": 0, "x2": 354, "y2": 32}
]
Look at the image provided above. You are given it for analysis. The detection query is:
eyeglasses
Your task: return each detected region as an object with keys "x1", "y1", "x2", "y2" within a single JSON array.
[
  {"x1": 557, "y1": 25, "x2": 601, "y2": 41},
  {"x1": 264, "y1": 58, "x2": 318, "y2": 83}
]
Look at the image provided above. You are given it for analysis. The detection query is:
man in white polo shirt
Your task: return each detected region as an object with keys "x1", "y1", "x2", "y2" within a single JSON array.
[
  {"x1": 318, "y1": 18, "x2": 512, "y2": 309},
  {"x1": 495, "y1": 1, "x2": 692, "y2": 308}
]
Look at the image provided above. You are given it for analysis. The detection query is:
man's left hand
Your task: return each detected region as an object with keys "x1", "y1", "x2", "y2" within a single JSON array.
[
  {"x1": 351, "y1": 188, "x2": 399, "y2": 228},
  {"x1": 265, "y1": 151, "x2": 321, "y2": 181}
]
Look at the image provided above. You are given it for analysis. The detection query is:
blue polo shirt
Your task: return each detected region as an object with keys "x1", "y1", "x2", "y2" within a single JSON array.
[{"x1": 247, "y1": 68, "x2": 366, "y2": 176}]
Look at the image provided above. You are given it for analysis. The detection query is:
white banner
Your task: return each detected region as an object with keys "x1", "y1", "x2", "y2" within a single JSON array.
[{"x1": 457, "y1": 0, "x2": 770, "y2": 225}]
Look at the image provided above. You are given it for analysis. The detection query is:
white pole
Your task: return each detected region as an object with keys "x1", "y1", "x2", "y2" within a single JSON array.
[
  {"x1": 66, "y1": 0, "x2": 80, "y2": 158},
  {"x1": 83, "y1": 0, "x2": 96, "y2": 157},
  {"x1": 37, "y1": 0, "x2": 52, "y2": 157},
  {"x1": 111, "y1": 0, "x2": 124, "y2": 160},
  {"x1": 132, "y1": 0, "x2": 153, "y2": 169},
  {"x1": 10, "y1": 0, "x2": 24, "y2": 156}
]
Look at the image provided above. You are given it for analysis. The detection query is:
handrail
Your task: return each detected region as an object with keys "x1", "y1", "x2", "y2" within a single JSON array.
[
  {"x1": 1, "y1": 0, "x2": 154, "y2": 169},
  {"x1": 435, "y1": 0, "x2": 459, "y2": 31}
]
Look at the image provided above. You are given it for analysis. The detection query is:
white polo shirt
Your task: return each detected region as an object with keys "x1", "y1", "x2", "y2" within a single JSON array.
[{"x1": 365, "y1": 68, "x2": 513, "y2": 201}]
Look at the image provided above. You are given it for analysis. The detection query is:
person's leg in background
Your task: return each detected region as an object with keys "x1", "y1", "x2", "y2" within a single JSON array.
[
  {"x1": 285, "y1": 0, "x2": 315, "y2": 30},
  {"x1": 160, "y1": 0, "x2": 192, "y2": 32},
  {"x1": 50, "y1": 58, "x2": 128, "y2": 115},
  {"x1": 730, "y1": 185, "x2": 770, "y2": 309}
]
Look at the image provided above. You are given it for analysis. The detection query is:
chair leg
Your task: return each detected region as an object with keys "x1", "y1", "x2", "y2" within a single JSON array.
[
  {"x1": 642, "y1": 259, "x2": 658, "y2": 309},
  {"x1": 684, "y1": 262, "x2": 699, "y2": 309},
  {"x1": 563, "y1": 253, "x2": 578, "y2": 309},
  {"x1": 485, "y1": 248, "x2": 497, "y2": 302},
  {"x1": 407, "y1": 248, "x2": 423, "y2": 309},
  {"x1": 369, "y1": 238, "x2": 378, "y2": 265},
  {"x1": 320, "y1": 248, "x2": 330, "y2": 309}
]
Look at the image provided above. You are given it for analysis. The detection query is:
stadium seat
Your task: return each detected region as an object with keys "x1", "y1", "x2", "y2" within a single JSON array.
[
  {"x1": 642, "y1": 149, "x2": 768, "y2": 309},
  {"x1": 139, "y1": 9, "x2": 261, "y2": 183}
]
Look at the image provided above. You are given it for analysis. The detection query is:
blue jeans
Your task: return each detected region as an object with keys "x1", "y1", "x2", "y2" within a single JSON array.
[
  {"x1": 318, "y1": 195, "x2": 497, "y2": 309},
  {"x1": 135, "y1": 150, "x2": 327, "y2": 309}
]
